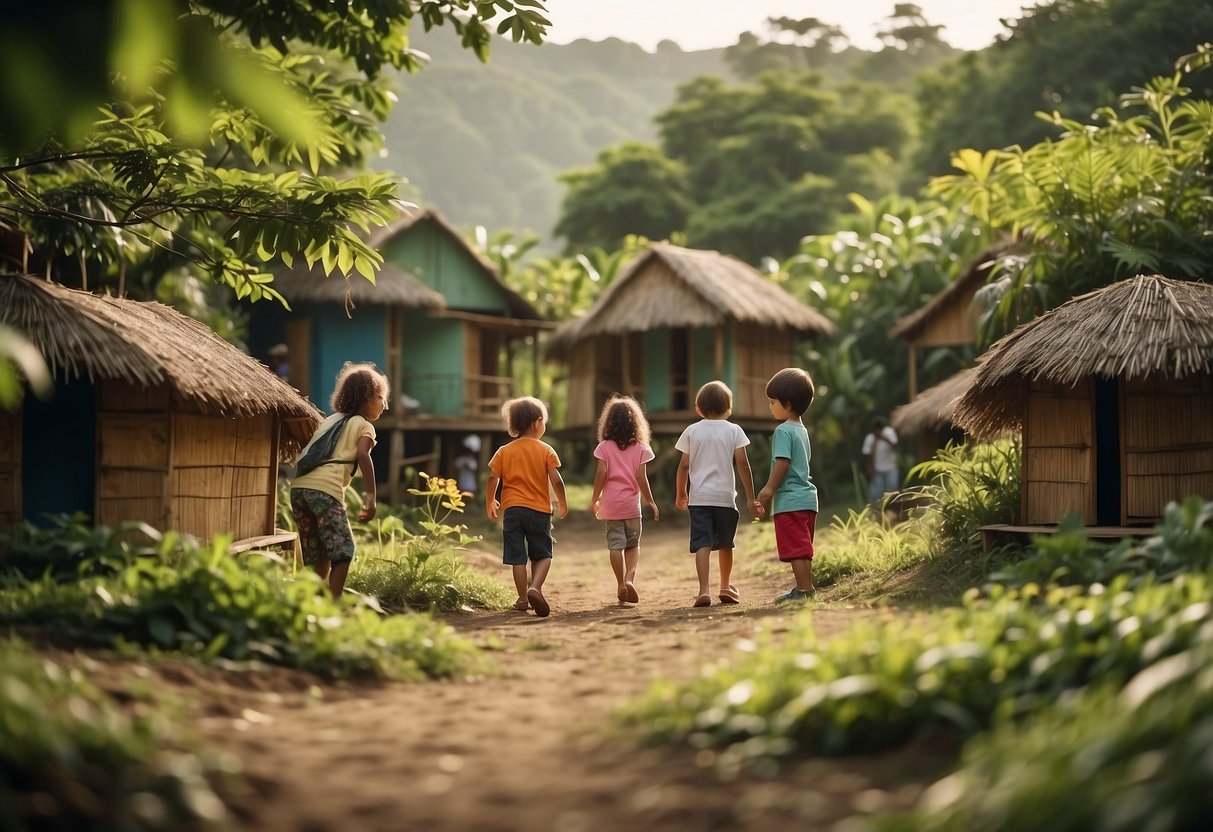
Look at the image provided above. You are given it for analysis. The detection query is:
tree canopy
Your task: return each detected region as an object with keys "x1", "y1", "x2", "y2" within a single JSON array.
[{"x1": 0, "y1": 0, "x2": 550, "y2": 304}]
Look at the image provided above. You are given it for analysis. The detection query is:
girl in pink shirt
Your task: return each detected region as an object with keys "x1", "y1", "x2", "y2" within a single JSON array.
[{"x1": 590, "y1": 395, "x2": 660, "y2": 604}]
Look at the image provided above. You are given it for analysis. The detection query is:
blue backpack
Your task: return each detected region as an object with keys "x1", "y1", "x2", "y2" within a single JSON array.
[{"x1": 295, "y1": 415, "x2": 357, "y2": 477}]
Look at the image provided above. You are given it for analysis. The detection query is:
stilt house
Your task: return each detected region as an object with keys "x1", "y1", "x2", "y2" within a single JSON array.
[
  {"x1": 954, "y1": 274, "x2": 1213, "y2": 528},
  {"x1": 547, "y1": 242, "x2": 834, "y2": 437},
  {"x1": 0, "y1": 274, "x2": 321, "y2": 544},
  {"x1": 252, "y1": 209, "x2": 550, "y2": 503}
]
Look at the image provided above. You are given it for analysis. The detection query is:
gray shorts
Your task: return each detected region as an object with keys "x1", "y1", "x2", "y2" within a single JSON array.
[{"x1": 604, "y1": 518, "x2": 642, "y2": 550}]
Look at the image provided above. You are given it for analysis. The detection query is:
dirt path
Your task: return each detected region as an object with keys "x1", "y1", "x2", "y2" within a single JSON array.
[{"x1": 186, "y1": 517, "x2": 939, "y2": 832}]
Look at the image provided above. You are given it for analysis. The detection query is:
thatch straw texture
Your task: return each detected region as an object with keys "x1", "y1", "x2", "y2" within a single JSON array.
[
  {"x1": 954, "y1": 275, "x2": 1213, "y2": 437},
  {"x1": 891, "y1": 365, "x2": 978, "y2": 434},
  {"x1": 273, "y1": 262, "x2": 445, "y2": 309},
  {"x1": 548, "y1": 242, "x2": 834, "y2": 353},
  {"x1": 367, "y1": 208, "x2": 541, "y2": 320},
  {"x1": 0, "y1": 274, "x2": 321, "y2": 435},
  {"x1": 890, "y1": 239, "x2": 1018, "y2": 341}
]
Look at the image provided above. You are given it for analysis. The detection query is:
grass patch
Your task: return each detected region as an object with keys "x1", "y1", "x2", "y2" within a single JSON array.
[
  {"x1": 349, "y1": 541, "x2": 514, "y2": 612},
  {"x1": 0, "y1": 640, "x2": 229, "y2": 830}
]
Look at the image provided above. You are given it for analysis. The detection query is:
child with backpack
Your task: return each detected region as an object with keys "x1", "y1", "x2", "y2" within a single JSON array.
[{"x1": 290, "y1": 362, "x2": 389, "y2": 600}]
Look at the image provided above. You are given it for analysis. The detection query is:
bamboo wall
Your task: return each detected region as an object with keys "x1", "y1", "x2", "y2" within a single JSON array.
[
  {"x1": 96, "y1": 382, "x2": 172, "y2": 530},
  {"x1": 96, "y1": 381, "x2": 277, "y2": 540},
  {"x1": 1122, "y1": 375, "x2": 1213, "y2": 522},
  {"x1": 1022, "y1": 379, "x2": 1095, "y2": 524},
  {"x1": 0, "y1": 410, "x2": 19, "y2": 531},
  {"x1": 566, "y1": 343, "x2": 596, "y2": 429},
  {"x1": 734, "y1": 324, "x2": 791, "y2": 417}
]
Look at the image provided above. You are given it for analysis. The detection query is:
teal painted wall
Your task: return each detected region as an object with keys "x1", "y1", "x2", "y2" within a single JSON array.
[
  {"x1": 643, "y1": 329, "x2": 671, "y2": 411},
  {"x1": 308, "y1": 304, "x2": 387, "y2": 412},
  {"x1": 401, "y1": 309, "x2": 465, "y2": 415},
  {"x1": 23, "y1": 378, "x2": 95, "y2": 524},
  {"x1": 692, "y1": 327, "x2": 721, "y2": 389},
  {"x1": 383, "y1": 221, "x2": 509, "y2": 312}
]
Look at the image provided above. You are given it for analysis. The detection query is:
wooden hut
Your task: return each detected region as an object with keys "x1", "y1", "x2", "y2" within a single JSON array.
[
  {"x1": 0, "y1": 274, "x2": 321, "y2": 544},
  {"x1": 953, "y1": 275, "x2": 1213, "y2": 530},
  {"x1": 890, "y1": 240, "x2": 1018, "y2": 399},
  {"x1": 250, "y1": 208, "x2": 551, "y2": 503},
  {"x1": 890, "y1": 365, "x2": 977, "y2": 460},
  {"x1": 548, "y1": 242, "x2": 835, "y2": 436}
]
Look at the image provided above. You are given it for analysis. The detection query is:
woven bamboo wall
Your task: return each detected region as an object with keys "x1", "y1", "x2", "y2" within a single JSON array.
[
  {"x1": 566, "y1": 342, "x2": 596, "y2": 429},
  {"x1": 1022, "y1": 379, "x2": 1095, "y2": 524},
  {"x1": 734, "y1": 324, "x2": 791, "y2": 418},
  {"x1": 910, "y1": 287, "x2": 979, "y2": 348},
  {"x1": 0, "y1": 409, "x2": 20, "y2": 530},
  {"x1": 1122, "y1": 375, "x2": 1213, "y2": 522},
  {"x1": 96, "y1": 382, "x2": 172, "y2": 531},
  {"x1": 172, "y1": 412, "x2": 275, "y2": 540}
]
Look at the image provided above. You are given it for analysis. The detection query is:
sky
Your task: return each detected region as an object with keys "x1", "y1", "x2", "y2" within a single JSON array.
[{"x1": 544, "y1": 0, "x2": 1035, "y2": 52}]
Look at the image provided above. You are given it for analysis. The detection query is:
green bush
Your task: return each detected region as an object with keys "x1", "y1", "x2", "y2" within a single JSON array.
[
  {"x1": 0, "y1": 535, "x2": 475, "y2": 681},
  {"x1": 0, "y1": 641, "x2": 227, "y2": 831},
  {"x1": 991, "y1": 497, "x2": 1213, "y2": 590},
  {"x1": 907, "y1": 439, "x2": 1021, "y2": 554},
  {"x1": 875, "y1": 640, "x2": 1213, "y2": 832},
  {"x1": 623, "y1": 573, "x2": 1213, "y2": 766},
  {"x1": 0, "y1": 513, "x2": 170, "y2": 581}
]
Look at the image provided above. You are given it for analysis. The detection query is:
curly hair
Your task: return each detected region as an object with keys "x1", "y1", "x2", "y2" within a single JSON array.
[
  {"x1": 695, "y1": 380, "x2": 733, "y2": 417},
  {"x1": 597, "y1": 394, "x2": 651, "y2": 449},
  {"x1": 501, "y1": 396, "x2": 548, "y2": 438},
  {"x1": 765, "y1": 367, "x2": 815, "y2": 416},
  {"x1": 331, "y1": 362, "x2": 389, "y2": 415}
]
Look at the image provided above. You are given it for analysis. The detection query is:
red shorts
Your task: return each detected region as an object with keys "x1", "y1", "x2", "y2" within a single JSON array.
[{"x1": 774, "y1": 510, "x2": 816, "y2": 561}]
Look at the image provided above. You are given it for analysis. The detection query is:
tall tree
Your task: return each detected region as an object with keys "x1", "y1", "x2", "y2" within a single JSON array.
[{"x1": 0, "y1": 0, "x2": 549, "y2": 303}]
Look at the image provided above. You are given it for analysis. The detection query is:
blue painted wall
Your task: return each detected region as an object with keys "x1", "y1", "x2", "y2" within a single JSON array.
[
  {"x1": 23, "y1": 378, "x2": 95, "y2": 524},
  {"x1": 307, "y1": 304, "x2": 388, "y2": 413}
]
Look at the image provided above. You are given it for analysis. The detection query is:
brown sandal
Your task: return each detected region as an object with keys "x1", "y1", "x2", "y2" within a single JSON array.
[
  {"x1": 692, "y1": 594, "x2": 712, "y2": 608},
  {"x1": 718, "y1": 585, "x2": 740, "y2": 604}
]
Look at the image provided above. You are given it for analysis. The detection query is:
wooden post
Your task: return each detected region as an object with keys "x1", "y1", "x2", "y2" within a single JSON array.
[
  {"x1": 714, "y1": 326, "x2": 724, "y2": 380},
  {"x1": 267, "y1": 419, "x2": 281, "y2": 535},
  {"x1": 908, "y1": 345, "x2": 919, "y2": 400},
  {"x1": 388, "y1": 427, "x2": 404, "y2": 506},
  {"x1": 621, "y1": 334, "x2": 632, "y2": 394}
]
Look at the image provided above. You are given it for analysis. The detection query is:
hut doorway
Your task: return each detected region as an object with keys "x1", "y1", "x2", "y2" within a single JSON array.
[
  {"x1": 671, "y1": 328, "x2": 690, "y2": 410},
  {"x1": 1094, "y1": 377, "x2": 1121, "y2": 526},
  {"x1": 23, "y1": 378, "x2": 96, "y2": 525}
]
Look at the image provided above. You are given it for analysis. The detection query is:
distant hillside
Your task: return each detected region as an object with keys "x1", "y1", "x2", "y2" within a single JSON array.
[{"x1": 376, "y1": 32, "x2": 730, "y2": 246}]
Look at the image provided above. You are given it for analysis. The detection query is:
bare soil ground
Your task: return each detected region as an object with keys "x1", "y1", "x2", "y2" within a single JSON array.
[{"x1": 103, "y1": 516, "x2": 955, "y2": 831}]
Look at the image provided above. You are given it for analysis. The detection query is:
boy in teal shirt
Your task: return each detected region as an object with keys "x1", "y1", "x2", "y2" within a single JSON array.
[{"x1": 756, "y1": 367, "x2": 818, "y2": 602}]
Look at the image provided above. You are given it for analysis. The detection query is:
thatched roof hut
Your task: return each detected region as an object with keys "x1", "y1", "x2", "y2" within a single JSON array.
[
  {"x1": 891, "y1": 365, "x2": 977, "y2": 461},
  {"x1": 273, "y1": 261, "x2": 446, "y2": 310},
  {"x1": 548, "y1": 242, "x2": 834, "y2": 434},
  {"x1": 549, "y1": 242, "x2": 834, "y2": 353},
  {"x1": 954, "y1": 275, "x2": 1213, "y2": 526},
  {"x1": 0, "y1": 274, "x2": 321, "y2": 541},
  {"x1": 890, "y1": 239, "x2": 1019, "y2": 398}
]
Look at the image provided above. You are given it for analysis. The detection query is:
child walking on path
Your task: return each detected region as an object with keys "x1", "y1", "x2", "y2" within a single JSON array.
[
  {"x1": 486, "y1": 396, "x2": 568, "y2": 617},
  {"x1": 590, "y1": 395, "x2": 660, "y2": 605},
  {"x1": 290, "y1": 362, "x2": 388, "y2": 600},
  {"x1": 675, "y1": 381, "x2": 763, "y2": 608},
  {"x1": 756, "y1": 368, "x2": 819, "y2": 603}
]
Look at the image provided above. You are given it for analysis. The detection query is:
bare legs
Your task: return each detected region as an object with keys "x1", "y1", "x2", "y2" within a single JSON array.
[
  {"x1": 513, "y1": 558, "x2": 552, "y2": 607},
  {"x1": 694, "y1": 547, "x2": 735, "y2": 604},
  {"x1": 790, "y1": 558, "x2": 815, "y2": 592},
  {"x1": 313, "y1": 559, "x2": 350, "y2": 601},
  {"x1": 610, "y1": 547, "x2": 640, "y2": 598}
]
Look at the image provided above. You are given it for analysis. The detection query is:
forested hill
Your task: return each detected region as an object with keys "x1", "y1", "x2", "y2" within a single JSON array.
[{"x1": 375, "y1": 32, "x2": 730, "y2": 245}]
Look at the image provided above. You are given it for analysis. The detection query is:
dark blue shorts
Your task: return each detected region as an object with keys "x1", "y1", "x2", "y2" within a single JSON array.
[
  {"x1": 688, "y1": 505, "x2": 739, "y2": 552},
  {"x1": 502, "y1": 506, "x2": 554, "y2": 565}
]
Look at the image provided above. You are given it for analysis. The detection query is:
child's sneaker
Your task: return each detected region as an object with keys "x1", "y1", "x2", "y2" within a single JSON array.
[{"x1": 773, "y1": 587, "x2": 815, "y2": 603}]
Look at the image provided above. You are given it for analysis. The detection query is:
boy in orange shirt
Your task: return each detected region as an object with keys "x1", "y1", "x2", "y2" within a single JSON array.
[{"x1": 486, "y1": 396, "x2": 568, "y2": 617}]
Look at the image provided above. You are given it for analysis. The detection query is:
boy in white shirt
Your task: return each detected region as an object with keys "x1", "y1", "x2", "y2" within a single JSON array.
[{"x1": 675, "y1": 381, "x2": 764, "y2": 608}]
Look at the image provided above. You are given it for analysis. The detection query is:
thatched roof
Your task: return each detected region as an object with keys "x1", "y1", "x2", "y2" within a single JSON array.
[
  {"x1": 367, "y1": 208, "x2": 541, "y2": 320},
  {"x1": 954, "y1": 275, "x2": 1213, "y2": 438},
  {"x1": 890, "y1": 239, "x2": 1019, "y2": 341},
  {"x1": 547, "y1": 242, "x2": 835, "y2": 353},
  {"x1": 0, "y1": 274, "x2": 322, "y2": 454},
  {"x1": 891, "y1": 365, "x2": 978, "y2": 435},
  {"x1": 273, "y1": 261, "x2": 445, "y2": 309}
]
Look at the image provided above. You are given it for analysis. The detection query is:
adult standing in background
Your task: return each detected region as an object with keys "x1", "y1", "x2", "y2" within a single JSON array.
[
  {"x1": 268, "y1": 343, "x2": 290, "y2": 383},
  {"x1": 862, "y1": 417, "x2": 899, "y2": 505}
]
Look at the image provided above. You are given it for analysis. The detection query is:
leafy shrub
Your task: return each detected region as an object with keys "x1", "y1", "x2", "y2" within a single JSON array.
[
  {"x1": 0, "y1": 641, "x2": 227, "y2": 831},
  {"x1": 991, "y1": 497, "x2": 1213, "y2": 590},
  {"x1": 0, "y1": 535, "x2": 475, "y2": 681},
  {"x1": 347, "y1": 473, "x2": 512, "y2": 611},
  {"x1": 876, "y1": 640, "x2": 1213, "y2": 832},
  {"x1": 0, "y1": 513, "x2": 173, "y2": 581},
  {"x1": 623, "y1": 574, "x2": 1213, "y2": 767},
  {"x1": 907, "y1": 439, "x2": 1021, "y2": 554}
]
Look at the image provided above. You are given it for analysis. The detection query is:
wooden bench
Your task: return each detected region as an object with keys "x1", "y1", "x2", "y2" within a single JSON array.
[
  {"x1": 979, "y1": 524, "x2": 1155, "y2": 552},
  {"x1": 230, "y1": 529, "x2": 300, "y2": 565}
]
